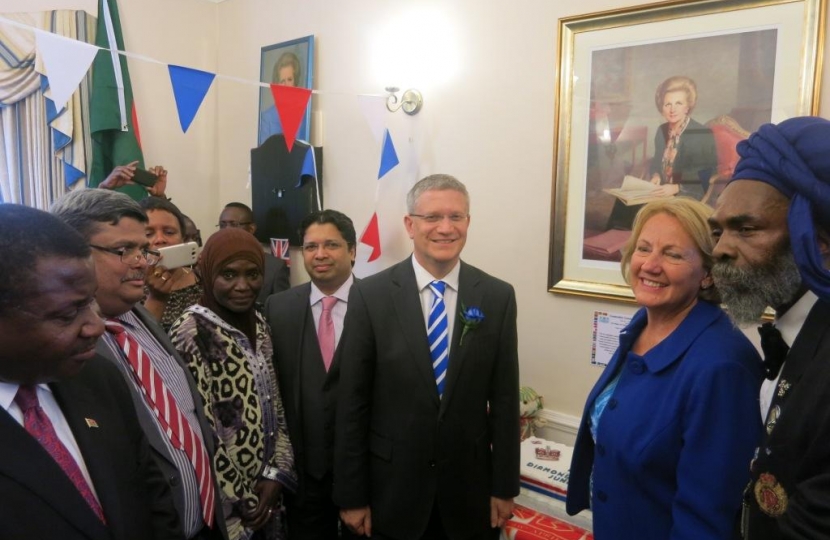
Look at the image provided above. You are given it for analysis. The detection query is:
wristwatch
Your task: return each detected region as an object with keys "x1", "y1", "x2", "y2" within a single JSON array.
[{"x1": 261, "y1": 466, "x2": 280, "y2": 481}]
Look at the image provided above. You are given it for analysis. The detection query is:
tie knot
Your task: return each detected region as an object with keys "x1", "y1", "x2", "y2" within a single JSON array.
[
  {"x1": 321, "y1": 296, "x2": 338, "y2": 312},
  {"x1": 105, "y1": 319, "x2": 125, "y2": 335},
  {"x1": 429, "y1": 280, "x2": 446, "y2": 297},
  {"x1": 14, "y1": 385, "x2": 39, "y2": 412}
]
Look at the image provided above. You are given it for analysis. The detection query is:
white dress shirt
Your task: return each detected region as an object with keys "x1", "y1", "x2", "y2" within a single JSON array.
[
  {"x1": 411, "y1": 255, "x2": 460, "y2": 351},
  {"x1": 760, "y1": 290, "x2": 818, "y2": 419},
  {"x1": 310, "y1": 274, "x2": 354, "y2": 348},
  {"x1": 0, "y1": 382, "x2": 100, "y2": 502}
]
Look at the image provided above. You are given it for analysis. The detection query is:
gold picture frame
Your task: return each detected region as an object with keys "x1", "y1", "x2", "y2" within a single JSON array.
[{"x1": 548, "y1": 0, "x2": 825, "y2": 301}]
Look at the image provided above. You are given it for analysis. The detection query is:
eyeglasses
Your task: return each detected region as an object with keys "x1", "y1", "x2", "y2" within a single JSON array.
[
  {"x1": 90, "y1": 244, "x2": 161, "y2": 266},
  {"x1": 408, "y1": 213, "x2": 469, "y2": 224},
  {"x1": 217, "y1": 221, "x2": 252, "y2": 229},
  {"x1": 302, "y1": 240, "x2": 346, "y2": 253}
]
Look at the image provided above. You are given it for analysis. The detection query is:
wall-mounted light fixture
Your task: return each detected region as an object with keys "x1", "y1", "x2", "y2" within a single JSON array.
[{"x1": 385, "y1": 86, "x2": 423, "y2": 115}]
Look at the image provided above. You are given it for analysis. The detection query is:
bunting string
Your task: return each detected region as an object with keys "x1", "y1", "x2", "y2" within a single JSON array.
[
  {"x1": 1, "y1": 14, "x2": 384, "y2": 96},
  {"x1": 0, "y1": 12, "x2": 402, "y2": 264}
]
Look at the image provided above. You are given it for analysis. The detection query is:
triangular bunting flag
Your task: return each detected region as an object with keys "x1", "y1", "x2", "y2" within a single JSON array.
[
  {"x1": 36, "y1": 30, "x2": 98, "y2": 112},
  {"x1": 378, "y1": 129, "x2": 399, "y2": 179},
  {"x1": 360, "y1": 212, "x2": 382, "y2": 262},
  {"x1": 168, "y1": 65, "x2": 216, "y2": 133},
  {"x1": 357, "y1": 94, "x2": 387, "y2": 143},
  {"x1": 271, "y1": 84, "x2": 312, "y2": 152}
]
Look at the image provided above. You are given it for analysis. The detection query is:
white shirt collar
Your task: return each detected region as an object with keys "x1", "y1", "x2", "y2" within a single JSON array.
[
  {"x1": 309, "y1": 273, "x2": 355, "y2": 306},
  {"x1": 0, "y1": 381, "x2": 50, "y2": 413},
  {"x1": 776, "y1": 290, "x2": 819, "y2": 347},
  {"x1": 410, "y1": 254, "x2": 460, "y2": 292}
]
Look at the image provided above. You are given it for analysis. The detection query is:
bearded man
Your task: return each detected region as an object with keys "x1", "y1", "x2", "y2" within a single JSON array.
[{"x1": 709, "y1": 116, "x2": 830, "y2": 540}]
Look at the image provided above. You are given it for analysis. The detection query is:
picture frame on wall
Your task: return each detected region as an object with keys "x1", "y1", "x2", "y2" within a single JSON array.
[
  {"x1": 548, "y1": 0, "x2": 824, "y2": 301},
  {"x1": 258, "y1": 35, "x2": 314, "y2": 146}
]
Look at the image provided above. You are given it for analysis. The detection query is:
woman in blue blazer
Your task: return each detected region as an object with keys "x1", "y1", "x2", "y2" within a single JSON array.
[{"x1": 567, "y1": 197, "x2": 762, "y2": 539}]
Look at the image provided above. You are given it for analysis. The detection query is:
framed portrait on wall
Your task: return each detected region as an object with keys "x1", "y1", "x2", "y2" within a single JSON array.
[
  {"x1": 548, "y1": 0, "x2": 824, "y2": 301},
  {"x1": 258, "y1": 35, "x2": 314, "y2": 146}
]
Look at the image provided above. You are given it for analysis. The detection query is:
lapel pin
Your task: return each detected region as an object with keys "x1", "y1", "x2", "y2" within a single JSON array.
[
  {"x1": 777, "y1": 379, "x2": 791, "y2": 398},
  {"x1": 85, "y1": 418, "x2": 99, "y2": 428}
]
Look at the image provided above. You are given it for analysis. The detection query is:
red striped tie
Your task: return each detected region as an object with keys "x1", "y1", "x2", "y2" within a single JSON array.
[{"x1": 105, "y1": 320, "x2": 215, "y2": 527}]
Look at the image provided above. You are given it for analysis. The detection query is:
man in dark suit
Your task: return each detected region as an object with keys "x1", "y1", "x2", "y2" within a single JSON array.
[
  {"x1": 265, "y1": 209, "x2": 358, "y2": 539},
  {"x1": 709, "y1": 117, "x2": 830, "y2": 539},
  {"x1": 0, "y1": 204, "x2": 182, "y2": 540},
  {"x1": 218, "y1": 202, "x2": 290, "y2": 304},
  {"x1": 52, "y1": 189, "x2": 227, "y2": 540},
  {"x1": 334, "y1": 174, "x2": 520, "y2": 540}
]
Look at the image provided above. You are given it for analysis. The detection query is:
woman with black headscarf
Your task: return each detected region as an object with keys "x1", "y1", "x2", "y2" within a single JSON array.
[{"x1": 170, "y1": 228, "x2": 296, "y2": 540}]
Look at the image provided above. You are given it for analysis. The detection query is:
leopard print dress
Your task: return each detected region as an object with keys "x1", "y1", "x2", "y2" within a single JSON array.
[{"x1": 171, "y1": 305, "x2": 297, "y2": 540}]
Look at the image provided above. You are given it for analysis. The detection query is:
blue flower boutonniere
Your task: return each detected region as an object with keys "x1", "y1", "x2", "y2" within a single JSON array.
[{"x1": 459, "y1": 304, "x2": 485, "y2": 346}]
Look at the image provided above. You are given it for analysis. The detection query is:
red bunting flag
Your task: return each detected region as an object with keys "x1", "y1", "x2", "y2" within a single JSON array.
[
  {"x1": 270, "y1": 84, "x2": 312, "y2": 151},
  {"x1": 360, "y1": 212, "x2": 381, "y2": 262}
]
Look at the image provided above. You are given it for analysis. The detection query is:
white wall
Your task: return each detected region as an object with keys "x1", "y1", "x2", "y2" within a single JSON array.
[
  {"x1": 209, "y1": 0, "x2": 830, "y2": 418},
  {"x1": 17, "y1": 0, "x2": 830, "y2": 419}
]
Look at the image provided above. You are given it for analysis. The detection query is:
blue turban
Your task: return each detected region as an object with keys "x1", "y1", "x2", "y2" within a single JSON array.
[{"x1": 731, "y1": 116, "x2": 830, "y2": 303}]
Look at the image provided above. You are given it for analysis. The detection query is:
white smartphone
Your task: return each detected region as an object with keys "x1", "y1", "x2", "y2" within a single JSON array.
[{"x1": 156, "y1": 242, "x2": 200, "y2": 269}]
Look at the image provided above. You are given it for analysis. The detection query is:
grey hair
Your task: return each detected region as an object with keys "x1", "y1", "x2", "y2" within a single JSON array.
[
  {"x1": 51, "y1": 189, "x2": 147, "y2": 240},
  {"x1": 406, "y1": 174, "x2": 470, "y2": 214}
]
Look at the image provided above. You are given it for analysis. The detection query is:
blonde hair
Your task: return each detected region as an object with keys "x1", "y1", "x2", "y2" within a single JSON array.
[
  {"x1": 620, "y1": 197, "x2": 720, "y2": 304},
  {"x1": 654, "y1": 75, "x2": 698, "y2": 114}
]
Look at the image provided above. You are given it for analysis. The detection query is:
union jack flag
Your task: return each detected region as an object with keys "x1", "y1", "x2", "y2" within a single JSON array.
[{"x1": 270, "y1": 238, "x2": 290, "y2": 267}]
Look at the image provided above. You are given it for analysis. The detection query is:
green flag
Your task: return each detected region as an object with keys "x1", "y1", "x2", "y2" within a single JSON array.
[{"x1": 89, "y1": 0, "x2": 146, "y2": 200}]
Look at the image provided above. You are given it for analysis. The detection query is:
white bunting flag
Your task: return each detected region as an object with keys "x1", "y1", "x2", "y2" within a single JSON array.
[
  {"x1": 357, "y1": 94, "x2": 387, "y2": 144},
  {"x1": 36, "y1": 29, "x2": 98, "y2": 111}
]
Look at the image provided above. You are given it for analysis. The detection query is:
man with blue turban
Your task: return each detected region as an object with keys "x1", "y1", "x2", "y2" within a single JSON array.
[{"x1": 709, "y1": 116, "x2": 830, "y2": 539}]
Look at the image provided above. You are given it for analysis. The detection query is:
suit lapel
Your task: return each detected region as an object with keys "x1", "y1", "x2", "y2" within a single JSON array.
[
  {"x1": 94, "y1": 337, "x2": 173, "y2": 464},
  {"x1": 768, "y1": 300, "x2": 830, "y2": 442},
  {"x1": 295, "y1": 283, "x2": 313, "y2": 413},
  {"x1": 391, "y1": 261, "x2": 440, "y2": 407},
  {"x1": 51, "y1": 379, "x2": 118, "y2": 540},
  {"x1": 0, "y1": 392, "x2": 109, "y2": 540},
  {"x1": 441, "y1": 262, "x2": 483, "y2": 415}
]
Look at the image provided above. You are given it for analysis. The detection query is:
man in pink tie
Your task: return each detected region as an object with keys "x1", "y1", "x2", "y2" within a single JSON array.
[
  {"x1": 264, "y1": 209, "x2": 358, "y2": 539},
  {"x1": 0, "y1": 204, "x2": 182, "y2": 540},
  {"x1": 52, "y1": 189, "x2": 227, "y2": 540}
]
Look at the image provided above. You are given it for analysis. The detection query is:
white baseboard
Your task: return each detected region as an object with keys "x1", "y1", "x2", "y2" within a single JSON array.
[{"x1": 534, "y1": 409, "x2": 580, "y2": 446}]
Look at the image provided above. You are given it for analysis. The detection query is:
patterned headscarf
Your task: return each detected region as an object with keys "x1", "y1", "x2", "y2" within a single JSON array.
[
  {"x1": 730, "y1": 116, "x2": 830, "y2": 302},
  {"x1": 197, "y1": 228, "x2": 264, "y2": 345}
]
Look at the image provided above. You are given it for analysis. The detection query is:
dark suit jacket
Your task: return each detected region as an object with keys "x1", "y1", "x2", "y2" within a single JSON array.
[
  {"x1": 265, "y1": 282, "x2": 346, "y2": 498},
  {"x1": 95, "y1": 305, "x2": 227, "y2": 540},
  {"x1": 650, "y1": 117, "x2": 717, "y2": 199},
  {"x1": 0, "y1": 355, "x2": 182, "y2": 540},
  {"x1": 333, "y1": 258, "x2": 520, "y2": 540},
  {"x1": 745, "y1": 299, "x2": 830, "y2": 539},
  {"x1": 258, "y1": 253, "x2": 291, "y2": 305}
]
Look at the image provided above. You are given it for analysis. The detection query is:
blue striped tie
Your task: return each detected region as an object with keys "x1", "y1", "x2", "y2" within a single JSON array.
[{"x1": 428, "y1": 280, "x2": 450, "y2": 397}]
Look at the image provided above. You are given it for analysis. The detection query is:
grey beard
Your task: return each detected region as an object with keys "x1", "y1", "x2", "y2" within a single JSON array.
[{"x1": 712, "y1": 250, "x2": 802, "y2": 327}]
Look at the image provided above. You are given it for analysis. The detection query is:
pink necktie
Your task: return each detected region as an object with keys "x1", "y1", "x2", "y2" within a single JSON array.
[
  {"x1": 105, "y1": 320, "x2": 215, "y2": 527},
  {"x1": 15, "y1": 385, "x2": 106, "y2": 523},
  {"x1": 318, "y1": 296, "x2": 338, "y2": 372}
]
